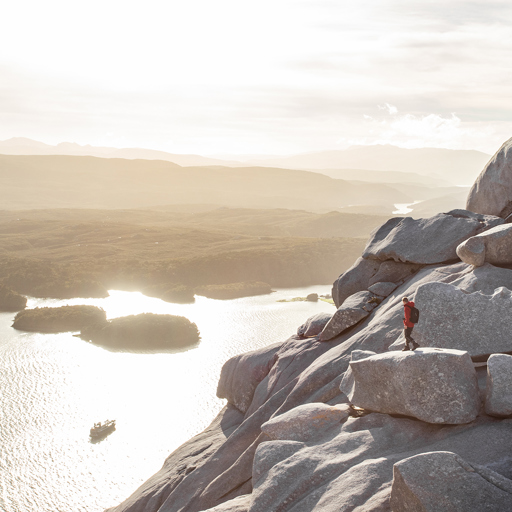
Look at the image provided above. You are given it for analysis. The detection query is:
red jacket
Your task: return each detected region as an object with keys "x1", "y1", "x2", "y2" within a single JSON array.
[{"x1": 403, "y1": 301, "x2": 415, "y2": 328}]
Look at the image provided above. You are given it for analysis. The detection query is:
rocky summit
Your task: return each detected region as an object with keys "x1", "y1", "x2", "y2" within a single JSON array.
[{"x1": 106, "y1": 139, "x2": 512, "y2": 512}]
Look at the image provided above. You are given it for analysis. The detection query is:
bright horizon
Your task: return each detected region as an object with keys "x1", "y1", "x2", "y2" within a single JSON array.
[{"x1": 2, "y1": 1, "x2": 512, "y2": 156}]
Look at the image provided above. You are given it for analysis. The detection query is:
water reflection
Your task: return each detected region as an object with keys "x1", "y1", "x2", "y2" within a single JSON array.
[{"x1": 1, "y1": 285, "x2": 333, "y2": 512}]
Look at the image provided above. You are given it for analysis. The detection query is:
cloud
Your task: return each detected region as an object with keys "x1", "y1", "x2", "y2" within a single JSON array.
[
  {"x1": 2, "y1": 1, "x2": 512, "y2": 155},
  {"x1": 379, "y1": 103, "x2": 398, "y2": 115},
  {"x1": 337, "y1": 106, "x2": 507, "y2": 153}
]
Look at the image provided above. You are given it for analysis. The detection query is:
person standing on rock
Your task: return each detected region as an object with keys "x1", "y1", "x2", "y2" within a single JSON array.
[{"x1": 402, "y1": 297, "x2": 420, "y2": 351}]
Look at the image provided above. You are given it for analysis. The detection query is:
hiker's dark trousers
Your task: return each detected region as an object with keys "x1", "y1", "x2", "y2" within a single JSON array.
[{"x1": 404, "y1": 326, "x2": 415, "y2": 347}]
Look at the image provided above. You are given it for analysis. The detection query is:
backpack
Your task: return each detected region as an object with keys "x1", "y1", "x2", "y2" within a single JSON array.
[{"x1": 409, "y1": 306, "x2": 420, "y2": 324}]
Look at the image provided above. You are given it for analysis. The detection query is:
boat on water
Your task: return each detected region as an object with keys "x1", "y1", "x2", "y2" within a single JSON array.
[{"x1": 90, "y1": 419, "x2": 116, "y2": 439}]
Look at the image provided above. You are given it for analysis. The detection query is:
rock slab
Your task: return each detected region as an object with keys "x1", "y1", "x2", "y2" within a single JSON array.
[
  {"x1": 457, "y1": 223, "x2": 512, "y2": 267},
  {"x1": 362, "y1": 211, "x2": 502, "y2": 264},
  {"x1": 485, "y1": 354, "x2": 512, "y2": 417},
  {"x1": 320, "y1": 291, "x2": 379, "y2": 341},
  {"x1": 217, "y1": 343, "x2": 281, "y2": 413},
  {"x1": 340, "y1": 348, "x2": 480, "y2": 424},
  {"x1": 332, "y1": 256, "x2": 381, "y2": 307},
  {"x1": 391, "y1": 451, "x2": 512, "y2": 512},
  {"x1": 368, "y1": 281, "x2": 398, "y2": 297},
  {"x1": 467, "y1": 136, "x2": 512, "y2": 218},
  {"x1": 414, "y1": 281, "x2": 512, "y2": 358},
  {"x1": 200, "y1": 494, "x2": 251, "y2": 512},
  {"x1": 297, "y1": 312, "x2": 332, "y2": 338},
  {"x1": 261, "y1": 403, "x2": 351, "y2": 442}
]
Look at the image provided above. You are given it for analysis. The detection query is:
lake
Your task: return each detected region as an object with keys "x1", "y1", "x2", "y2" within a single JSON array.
[{"x1": 0, "y1": 285, "x2": 334, "y2": 512}]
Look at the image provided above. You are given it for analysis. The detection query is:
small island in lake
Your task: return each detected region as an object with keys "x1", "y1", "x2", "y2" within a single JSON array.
[
  {"x1": 12, "y1": 306, "x2": 200, "y2": 350},
  {"x1": 12, "y1": 305, "x2": 107, "y2": 332},
  {"x1": 194, "y1": 281, "x2": 273, "y2": 300},
  {"x1": 80, "y1": 313, "x2": 200, "y2": 350},
  {"x1": 277, "y1": 293, "x2": 334, "y2": 304},
  {"x1": 0, "y1": 285, "x2": 27, "y2": 312}
]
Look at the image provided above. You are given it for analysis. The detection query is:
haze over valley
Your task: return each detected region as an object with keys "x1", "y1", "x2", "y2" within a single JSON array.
[{"x1": 3, "y1": 1, "x2": 512, "y2": 512}]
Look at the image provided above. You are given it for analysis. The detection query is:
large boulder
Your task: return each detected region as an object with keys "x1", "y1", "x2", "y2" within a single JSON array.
[
  {"x1": 485, "y1": 354, "x2": 512, "y2": 417},
  {"x1": 362, "y1": 210, "x2": 502, "y2": 264},
  {"x1": 413, "y1": 282, "x2": 512, "y2": 358},
  {"x1": 261, "y1": 403, "x2": 351, "y2": 442},
  {"x1": 332, "y1": 257, "x2": 381, "y2": 307},
  {"x1": 467, "y1": 137, "x2": 512, "y2": 218},
  {"x1": 390, "y1": 451, "x2": 512, "y2": 512},
  {"x1": 319, "y1": 291, "x2": 379, "y2": 341},
  {"x1": 296, "y1": 312, "x2": 332, "y2": 338},
  {"x1": 340, "y1": 348, "x2": 480, "y2": 424},
  {"x1": 457, "y1": 223, "x2": 512, "y2": 267},
  {"x1": 217, "y1": 342, "x2": 281, "y2": 413}
]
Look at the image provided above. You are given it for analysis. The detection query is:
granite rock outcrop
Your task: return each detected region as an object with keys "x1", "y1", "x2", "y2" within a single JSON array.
[
  {"x1": 390, "y1": 451, "x2": 512, "y2": 512},
  {"x1": 485, "y1": 354, "x2": 512, "y2": 417},
  {"x1": 362, "y1": 210, "x2": 502, "y2": 264},
  {"x1": 332, "y1": 256, "x2": 421, "y2": 308},
  {"x1": 319, "y1": 290, "x2": 380, "y2": 341},
  {"x1": 340, "y1": 348, "x2": 480, "y2": 424},
  {"x1": 467, "y1": 136, "x2": 512, "y2": 218},
  {"x1": 107, "y1": 138, "x2": 512, "y2": 512},
  {"x1": 297, "y1": 312, "x2": 332, "y2": 338},
  {"x1": 261, "y1": 403, "x2": 351, "y2": 442},
  {"x1": 412, "y1": 281, "x2": 512, "y2": 358},
  {"x1": 367, "y1": 281, "x2": 398, "y2": 297},
  {"x1": 457, "y1": 223, "x2": 512, "y2": 267}
]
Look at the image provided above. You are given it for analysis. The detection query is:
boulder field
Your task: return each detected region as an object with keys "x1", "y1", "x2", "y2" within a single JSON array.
[{"x1": 106, "y1": 140, "x2": 512, "y2": 512}]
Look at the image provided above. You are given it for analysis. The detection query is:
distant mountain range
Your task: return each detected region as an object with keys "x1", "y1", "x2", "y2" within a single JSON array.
[
  {"x1": 0, "y1": 137, "x2": 237, "y2": 167},
  {"x1": 0, "y1": 138, "x2": 491, "y2": 186},
  {"x1": 0, "y1": 154, "x2": 411, "y2": 212},
  {"x1": 243, "y1": 146, "x2": 491, "y2": 186}
]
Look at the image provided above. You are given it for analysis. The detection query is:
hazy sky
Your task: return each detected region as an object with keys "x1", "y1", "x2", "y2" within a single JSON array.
[{"x1": 1, "y1": 0, "x2": 512, "y2": 155}]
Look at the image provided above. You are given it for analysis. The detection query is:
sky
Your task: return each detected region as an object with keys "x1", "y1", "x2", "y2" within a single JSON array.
[{"x1": 1, "y1": 0, "x2": 512, "y2": 155}]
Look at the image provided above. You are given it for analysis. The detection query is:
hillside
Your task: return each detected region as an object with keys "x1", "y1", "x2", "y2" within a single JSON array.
[
  {"x1": 0, "y1": 207, "x2": 387, "y2": 300},
  {"x1": 0, "y1": 137, "x2": 237, "y2": 167},
  {"x1": 245, "y1": 145, "x2": 490, "y2": 186},
  {"x1": 0, "y1": 154, "x2": 410, "y2": 212},
  {"x1": 0, "y1": 139, "x2": 490, "y2": 188}
]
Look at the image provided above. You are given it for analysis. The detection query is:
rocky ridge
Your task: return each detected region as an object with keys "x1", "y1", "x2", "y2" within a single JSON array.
[{"x1": 106, "y1": 137, "x2": 512, "y2": 512}]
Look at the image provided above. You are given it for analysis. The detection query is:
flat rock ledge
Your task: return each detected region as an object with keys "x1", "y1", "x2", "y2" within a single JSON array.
[
  {"x1": 340, "y1": 348, "x2": 480, "y2": 424},
  {"x1": 457, "y1": 223, "x2": 512, "y2": 267},
  {"x1": 413, "y1": 281, "x2": 512, "y2": 358},
  {"x1": 390, "y1": 451, "x2": 512, "y2": 512},
  {"x1": 261, "y1": 403, "x2": 351, "y2": 442},
  {"x1": 485, "y1": 354, "x2": 512, "y2": 417}
]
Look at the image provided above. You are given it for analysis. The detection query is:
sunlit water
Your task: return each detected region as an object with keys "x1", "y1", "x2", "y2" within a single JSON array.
[
  {"x1": 392, "y1": 201, "x2": 421, "y2": 215},
  {"x1": 0, "y1": 286, "x2": 333, "y2": 512}
]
